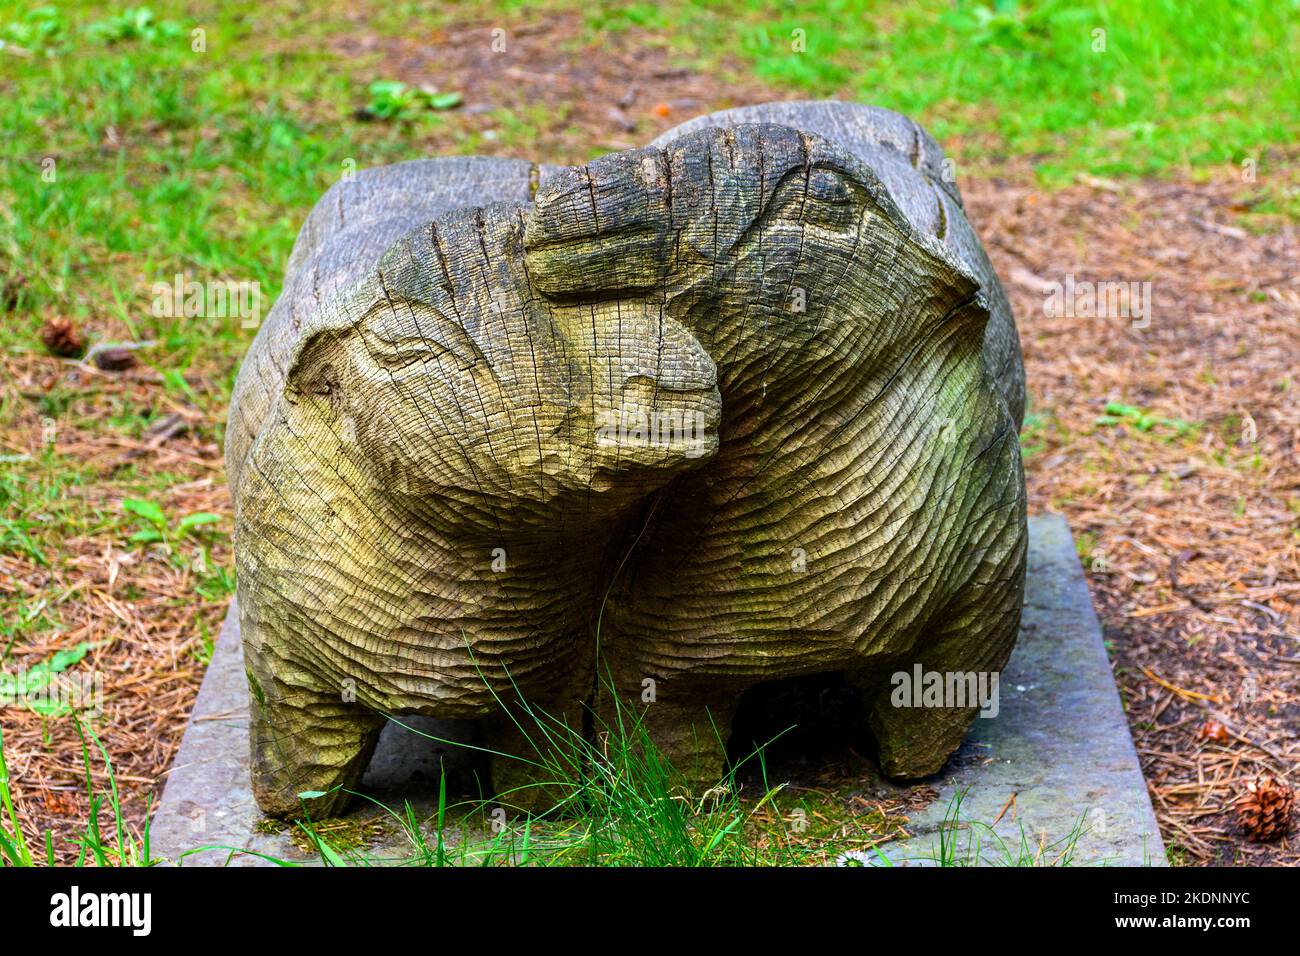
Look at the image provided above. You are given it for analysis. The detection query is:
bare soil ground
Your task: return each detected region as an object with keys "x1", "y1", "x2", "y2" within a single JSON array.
[{"x1": 3, "y1": 11, "x2": 1295, "y2": 864}]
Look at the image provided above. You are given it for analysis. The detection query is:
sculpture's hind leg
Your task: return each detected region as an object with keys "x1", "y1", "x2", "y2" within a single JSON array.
[
  {"x1": 863, "y1": 647, "x2": 988, "y2": 780},
  {"x1": 247, "y1": 668, "x2": 386, "y2": 819},
  {"x1": 638, "y1": 693, "x2": 740, "y2": 798},
  {"x1": 477, "y1": 640, "x2": 600, "y2": 817},
  {"x1": 863, "y1": 421, "x2": 1028, "y2": 779},
  {"x1": 484, "y1": 671, "x2": 739, "y2": 815},
  {"x1": 863, "y1": 539, "x2": 1025, "y2": 778}
]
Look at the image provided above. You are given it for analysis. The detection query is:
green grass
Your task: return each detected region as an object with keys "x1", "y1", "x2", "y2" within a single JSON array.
[
  {"x1": 925, "y1": 787, "x2": 1096, "y2": 866},
  {"x1": 2, "y1": 0, "x2": 1295, "y2": 334},
  {"x1": 2, "y1": 0, "x2": 1295, "y2": 356},
  {"x1": 588, "y1": 0, "x2": 1300, "y2": 182},
  {"x1": 183, "y1": 635, "x2": 855, "y2": 865},
  {"x1": 180, "y1": 692, "x2": 1098, "y2": 867},
  {"x1": 286, "y1": 711, "x2": 817, "y2": 868}
]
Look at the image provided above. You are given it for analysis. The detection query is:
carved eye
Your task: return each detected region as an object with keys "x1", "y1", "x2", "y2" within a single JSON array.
[
  {"x1": 766, "y1": 165, "x2": 862, "y2": 233},
  {"x1": 364, "y1": 307, "x2": 435, "y2": 353},
  {"x1": 358, "y1": 300, "x2": 479, "y2": 370},
  {"x1": 800, "y1": 167, "x2": 859, "y2": 231}
]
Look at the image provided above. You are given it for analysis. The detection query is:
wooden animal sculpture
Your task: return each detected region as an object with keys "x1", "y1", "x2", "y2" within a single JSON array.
[{"x1": 226, "y1": 101, "x2": 1027, "y2": 817}]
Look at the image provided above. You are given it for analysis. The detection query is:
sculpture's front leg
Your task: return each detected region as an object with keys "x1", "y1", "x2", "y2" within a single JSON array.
[{"x1": 244, "y1": 621, "x2": 387, "y2": 819}]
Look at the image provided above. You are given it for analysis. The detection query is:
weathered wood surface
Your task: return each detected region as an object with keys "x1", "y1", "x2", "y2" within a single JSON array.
[{"x1": 227, "y1": 101, "x2": 1027, "y2": 817}]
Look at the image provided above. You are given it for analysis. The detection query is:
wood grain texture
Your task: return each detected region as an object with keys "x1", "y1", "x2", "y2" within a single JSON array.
[{"x1": 228, "y1": 103, "x2": 1027, "y2": 817}]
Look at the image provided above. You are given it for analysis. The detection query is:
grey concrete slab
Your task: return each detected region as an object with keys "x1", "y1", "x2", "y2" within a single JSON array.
[{"x1": 148, "y1": 513, "x2": 1164, "y2": 866}]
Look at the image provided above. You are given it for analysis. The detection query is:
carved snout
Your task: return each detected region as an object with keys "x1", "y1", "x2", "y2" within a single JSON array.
[
  {"x1": 519, "y1": 153, "x2": 720, "y2": 468},
  {"x1": 588, "y1": 312, "x2": 721, "y2": 470}
]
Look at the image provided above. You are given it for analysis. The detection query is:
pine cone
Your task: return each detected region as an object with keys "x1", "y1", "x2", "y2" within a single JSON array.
[
  {"x1": 39, "y1": 317, "x2": 86, "y2": 358},
  {"x1": 1234, "y1": 773, "x2": 1294, "y2": 842}
]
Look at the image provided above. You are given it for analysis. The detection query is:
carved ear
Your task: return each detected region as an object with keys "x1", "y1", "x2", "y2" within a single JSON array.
[
  {"x1": 280, "y1": 237, "x2": 474, "y2": 402},
  {"x1": 659, "y1": 124, "x2": 919, "y2": 263},
  {"x1": 665, "y1": 124, "x2": 809, "y2": 260},
  {"x1": 283, "y1": 327, "x2": 347, "y2": 408},
  {"x1": 523, "y1": 147, "x2": 672, "y2": 298},
  {"x1": 280, "y1": 279, "x2": 369, "y2": 402},
  {"x1": 523, "y1": 126, "x2": 815, "y2": 292}
]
